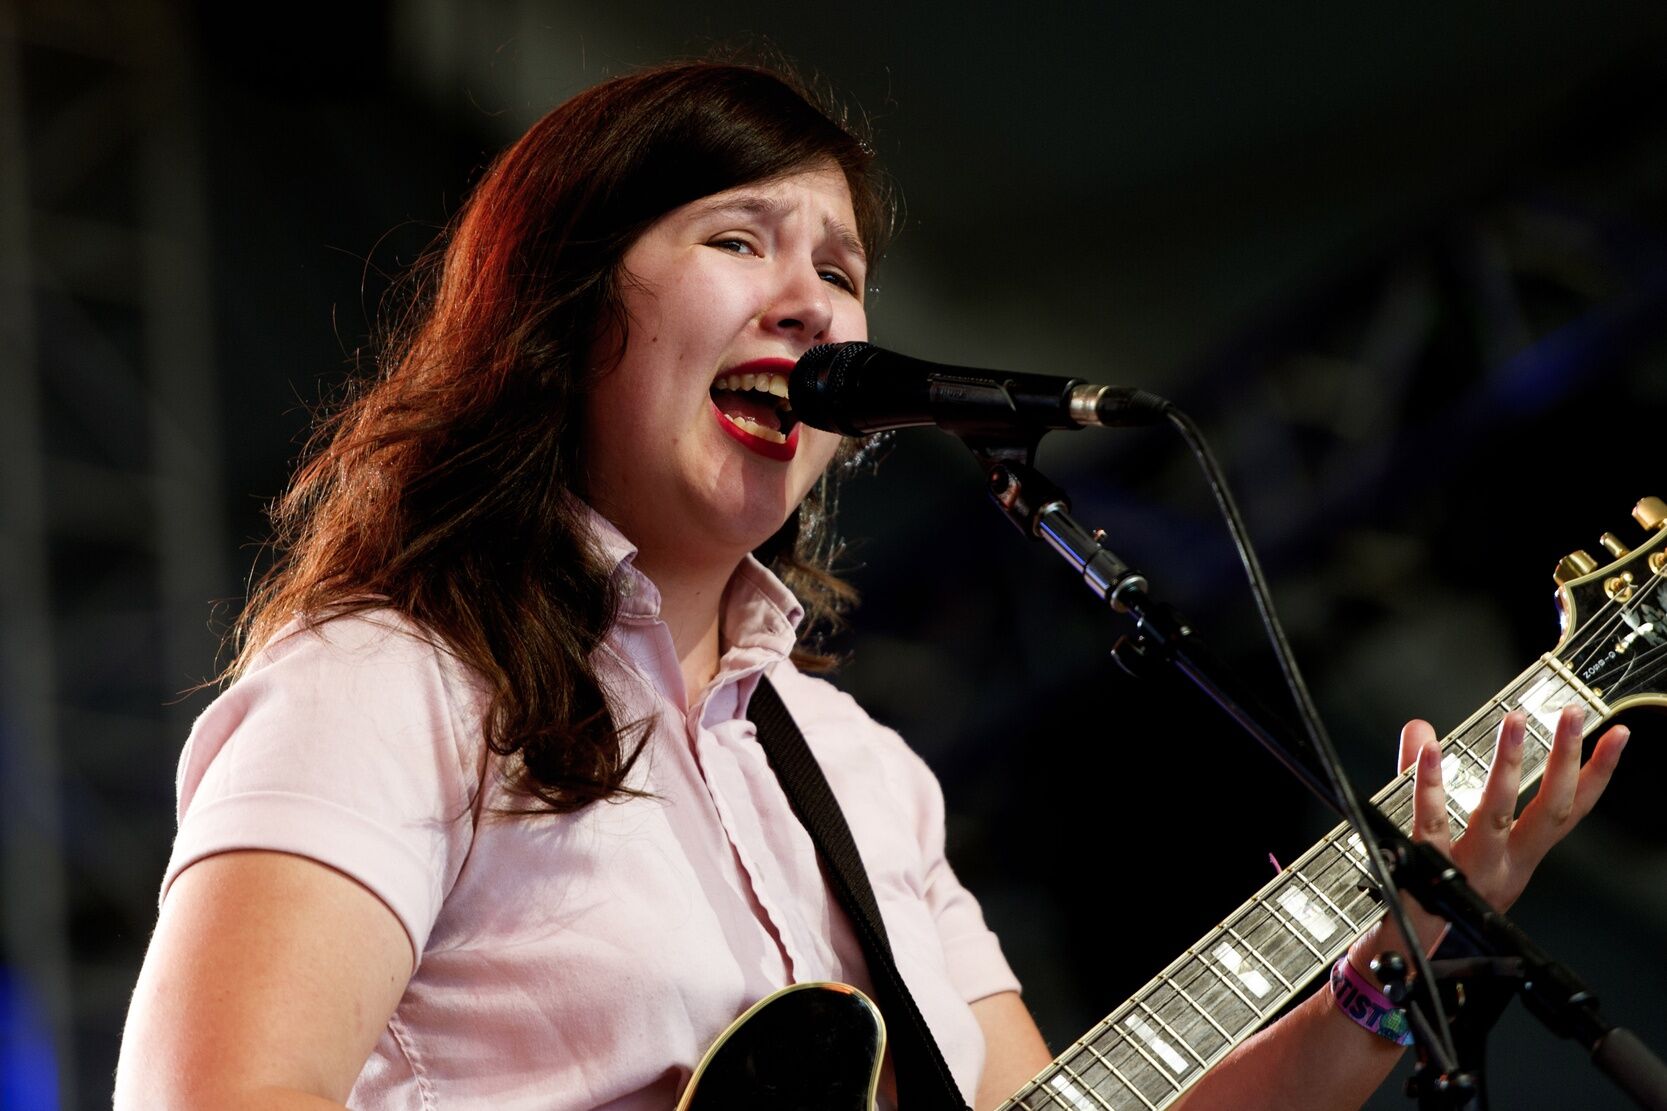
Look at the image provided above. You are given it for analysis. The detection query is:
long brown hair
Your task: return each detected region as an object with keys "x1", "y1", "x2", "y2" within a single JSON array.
[{"x1": 236, "y1": 61, "x2": 897, "y2": 813}]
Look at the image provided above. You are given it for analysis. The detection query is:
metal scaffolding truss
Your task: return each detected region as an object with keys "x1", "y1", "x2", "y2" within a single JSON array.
[{"x1": 0, "y1": 1, "x2": 225, "y2": 1103}]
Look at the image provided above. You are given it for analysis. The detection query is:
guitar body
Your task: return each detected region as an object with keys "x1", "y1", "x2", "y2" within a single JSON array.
[{"x1": 678, "y1": 982, "x2": 886, "y2": 1111}]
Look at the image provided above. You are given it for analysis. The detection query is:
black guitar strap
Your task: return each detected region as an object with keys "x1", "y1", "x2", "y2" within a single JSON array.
[{"x1": 747, "y1": 673, "x2": 971, "y2": 1111}]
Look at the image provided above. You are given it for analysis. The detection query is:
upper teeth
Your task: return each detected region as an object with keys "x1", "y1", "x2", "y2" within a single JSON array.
[{"x1": 714, "y1": 371, "x2": 791, "y2": 402}]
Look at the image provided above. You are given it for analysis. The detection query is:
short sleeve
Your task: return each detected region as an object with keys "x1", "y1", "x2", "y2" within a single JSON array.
[
  {"x1": 163, "y1": 613, "x2": 485, "y2": 961},
  {"x1": 907, "y1": 747, "x2": 1024, "y2": 1004}
]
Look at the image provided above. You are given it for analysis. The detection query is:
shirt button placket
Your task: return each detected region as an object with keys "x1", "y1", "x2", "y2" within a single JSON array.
[{"x1": 691, "y1": 700, "x2": 812, "y2": 983}]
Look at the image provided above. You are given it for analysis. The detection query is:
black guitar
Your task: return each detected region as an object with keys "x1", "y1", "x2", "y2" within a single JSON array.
[{"x1": 679, "y1": 498, "x2": 1667, "y2": 1110}]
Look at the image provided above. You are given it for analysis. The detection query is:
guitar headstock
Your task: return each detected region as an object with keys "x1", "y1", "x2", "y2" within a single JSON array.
[{"x1": 1552, "y1": 496, "x2": 1667, "y2": 712}]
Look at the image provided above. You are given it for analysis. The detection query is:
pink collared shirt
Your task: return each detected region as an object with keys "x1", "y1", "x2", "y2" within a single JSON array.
[{"x1": 165, "y1": 521, "x2": 1020, "y2": 1108}]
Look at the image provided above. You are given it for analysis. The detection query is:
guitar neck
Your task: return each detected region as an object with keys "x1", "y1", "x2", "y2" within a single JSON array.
[{"x1": 1001, "y1": 655, "x2": 1609, "y2": 1111}]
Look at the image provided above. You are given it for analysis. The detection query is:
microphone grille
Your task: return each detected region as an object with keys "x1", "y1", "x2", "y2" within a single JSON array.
[{"x1": 791, "y1": 341, "x2": 873, "y2": 434}]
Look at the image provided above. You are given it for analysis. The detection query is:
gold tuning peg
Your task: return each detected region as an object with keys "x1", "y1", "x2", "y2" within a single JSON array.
[
  {"x1": 1600, "y1": 532, "x2": 1631, "y2": 558},
  {"x1": 1554, "y1": 549, "x2": 1600, "y2": 585},
  {"x1": 1634, "y1": 497, "x2": 1667, "y2": 532}
]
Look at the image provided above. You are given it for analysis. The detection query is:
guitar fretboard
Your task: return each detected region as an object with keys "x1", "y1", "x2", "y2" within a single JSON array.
[{"x1": 1002, "y1": 655, "x2": 1608, "y2": 1111}]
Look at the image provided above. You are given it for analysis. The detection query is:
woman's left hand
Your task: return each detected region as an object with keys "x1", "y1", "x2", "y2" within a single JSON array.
[
  {"x1": 1174, "y1": 705, "x2": 1630, "y2": 1110},
  {"x1": 1353, "y1": 704, "x2": 1628, "y2": 965},
  {"x1": 1402, "y1": 704, "x2": 1628, "y2": 913}
]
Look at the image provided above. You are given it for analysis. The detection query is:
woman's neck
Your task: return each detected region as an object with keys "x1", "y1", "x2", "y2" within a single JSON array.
[{"x1": 630, "y1": 550, "x2": 731, "y2": 710}]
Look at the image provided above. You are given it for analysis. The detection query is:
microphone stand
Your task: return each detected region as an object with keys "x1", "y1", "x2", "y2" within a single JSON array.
[{"x1": 964, "y1": 439, "x2": 1667, "y2": 1111}]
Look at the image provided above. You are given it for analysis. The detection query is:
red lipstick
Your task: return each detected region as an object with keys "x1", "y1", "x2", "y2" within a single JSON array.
[
  {"x1": 712, "y1": 399, "x2": 799, "y2": 460},
  {"x1": 726, "y1": 357, "x2": 796, "y2": 377},
  {"x1": 711, "y1": 356, "x2": 800, "y2": 461}
]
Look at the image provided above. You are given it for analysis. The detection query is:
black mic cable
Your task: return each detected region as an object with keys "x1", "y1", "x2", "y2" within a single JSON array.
[{"x1": 791, "y1": 339, "x2": 1458, "y2": 1067}]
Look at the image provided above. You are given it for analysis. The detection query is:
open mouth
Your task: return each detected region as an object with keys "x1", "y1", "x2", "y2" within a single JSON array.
[{"x1": 709, "y1": 367, "x2": 800, "y2": 446}]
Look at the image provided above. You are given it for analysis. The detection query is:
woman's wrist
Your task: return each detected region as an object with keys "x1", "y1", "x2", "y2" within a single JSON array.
[
  {"x1": 1331, "y1": 903, "x2": 1451, "y2": 1047},
  {"x1": 1329, "y1": 955, "x2": 1416, "y2": 1046},
  {"x1": 1348, "y1": 902, "x2": 1446, "y2": 975}
]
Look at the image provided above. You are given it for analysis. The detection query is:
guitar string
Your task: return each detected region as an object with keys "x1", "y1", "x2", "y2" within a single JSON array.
[
  {"x1": 1009, "y1": 554, "x2": 1667, "y2": 1110},
  {"x1": 1024, "y1": 652, "x2": 1595, "y2": 1108},
  {"x1": 1023, "y1": 665, "x2": 1545, "y2": 1107},
  {"x1": 1495, "y1": 537, "x2": 1663, "y2": 678},
  {"x1": 1572, "y1": 570, "x2": 1667, "y2": 700},
  {"x1": 1554, "y1": 557, "x2": 1667, "y2": 682},
  {"x1": 1025, "y1": 704, "x2": 1552, "y2": 1111},
  {"x1": 1105, "y1": 584, "x2": 1659, "y2": 1102}
]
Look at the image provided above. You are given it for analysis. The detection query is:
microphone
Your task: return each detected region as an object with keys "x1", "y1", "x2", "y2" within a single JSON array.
[{"x1": 790, "y1": 342, "x2": 1172, "y2": 438}]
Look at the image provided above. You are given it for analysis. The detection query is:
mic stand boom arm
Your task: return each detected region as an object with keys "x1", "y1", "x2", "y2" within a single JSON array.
[{"x1": 969, "y1": 443, "x2": 1667, "y2": 1111}]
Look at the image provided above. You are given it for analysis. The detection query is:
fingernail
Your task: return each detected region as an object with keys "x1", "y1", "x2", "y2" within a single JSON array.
[
  {"x1": 1421, "y1": 744, "x2": 1441, "y2": 774},
  {"x1": 1502, "y1": 724, "x2": 1523, "y2": 753},
  {"x1": 1615, "y1": 727, "x2": 1630, "y2": 755}
]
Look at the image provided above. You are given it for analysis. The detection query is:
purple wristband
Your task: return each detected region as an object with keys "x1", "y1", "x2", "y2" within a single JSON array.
[{"x1": 1329, "y1": 957, "x2": 1415, "y2": 1047}]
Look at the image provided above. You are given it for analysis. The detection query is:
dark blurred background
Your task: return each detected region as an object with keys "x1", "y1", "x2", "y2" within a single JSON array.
[{"x1": 4, "y1": 1, "x2": 1666, "y2": 1107}]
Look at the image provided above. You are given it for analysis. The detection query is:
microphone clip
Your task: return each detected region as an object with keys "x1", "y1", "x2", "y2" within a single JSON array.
[{"x1": 968, "y1": 440, "x2": 1149, "y2": 614}]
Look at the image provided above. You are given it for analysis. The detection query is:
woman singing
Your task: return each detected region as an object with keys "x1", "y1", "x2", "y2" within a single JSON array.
[{"x1": 114, "y1": 60, "x2": 1627, "y2": 1110}]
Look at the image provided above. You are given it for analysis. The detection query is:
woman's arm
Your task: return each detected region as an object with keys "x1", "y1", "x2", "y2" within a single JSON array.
[
  {"x1": 114, "y1": 850, "x2": 413, "y2": 1110},
  {"x1": 972, "y1": 991, "x2": 1054, "y2": 1110}
]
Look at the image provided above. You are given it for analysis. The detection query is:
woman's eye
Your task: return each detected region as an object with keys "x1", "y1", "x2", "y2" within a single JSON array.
[
  {"x1": 708, "y1": 237, "x2": 757, "y2": 255},
  {"x1": 820, "y1": 269, "x2": 858, "y2": 294}
]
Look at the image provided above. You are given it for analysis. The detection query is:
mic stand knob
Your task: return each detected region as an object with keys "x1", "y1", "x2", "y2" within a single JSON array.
[{"x1": 1373, "y1": 950, "x2": 1493, "y2": 1111}]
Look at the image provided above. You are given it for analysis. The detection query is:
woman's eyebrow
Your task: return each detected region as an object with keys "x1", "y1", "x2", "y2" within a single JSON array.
[{"x1": 689, "y1": 194, "x2": 867, "y2": 263}]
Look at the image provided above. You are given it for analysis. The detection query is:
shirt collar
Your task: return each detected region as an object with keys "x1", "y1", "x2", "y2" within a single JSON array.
[{"x1": 583, "y1": 506, "x2": 805, "y2": 658}]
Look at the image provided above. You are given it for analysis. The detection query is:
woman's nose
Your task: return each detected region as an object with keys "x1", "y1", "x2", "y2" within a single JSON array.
[{"x1": 760, "y1": 264, "x2": 833, "y2": 341}]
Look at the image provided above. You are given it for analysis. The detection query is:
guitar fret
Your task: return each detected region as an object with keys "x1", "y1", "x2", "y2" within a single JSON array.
[
  {"x1": 1519, "y1": 667, "x2": 1602, "y2": 741},
  {"x1": 1248, "y1": 906, "x2": 1316, "y2": 990},
  {"x1": 1323, "y1": 887, "x2": 1373, "y2": 939},
  {"x1": 1262, "y1": 893, "x2": 1328, "y2": 962},
  {"x1": 1291, "y1": 869, "x2": 1356, "y2": 935},
  {"x1": 1446, "y1": 732, "x2": 1494, "y2": 819},
  {"x1": 1018, "y1": 1083, "x2": 1055, "y2": 1110},
  {"x1": 1155, "y1": 970, "x2": 1234, "y2": 1047},
  {"x1": 1333, "y1": 831, "x2": 1376, "y2": 884},
  {"x1": 1539, "y1": 653, "x2": 1613, "y2": 717},
  {"x1": 1146, "y1": 967, "x2": 1240, "y2": 1054},
  {"x1": 1501, "y1": 688, "x2": 1558, "y2": 759},
  {"x1": 1192, "y1": 945, "x2": 1267, "y2": 1025},
  {"x1": 1133, "y1": 999, "x2": 1208, "y2": 1068},
  {"x1": 1026, "y1": 1082, "x2": 1066, "y2": 1111},
  {"x1": 1333, "y1": 864, "x2": 1385, "y2": 920},
  {"x1": 1221, "y1": 924, "x2": 1291, "y2": 992},
  {"x1": 1019, "y1": 1071, "x2": 1055, "y2": 1110},
  {"x1": 1274, "y1": 881, "x2": 1339, "y2": 945},
  {"x1": 1320, "y1": 831, "x2": 1382, "y2": 900},
  {"x1": 1233, "y1": 914, "x2": 1293, "y2": 987},
  {"x1": 1260, "y1": 867, "x2": 1353, "y2": 967},
  {"x1": 1503, "y1": 664, "x2": 1557, "y2": 714},
  {"x1": 1117, "y1": 1015, "x2": 1191, "y2": 1082},
  {"x1": 1438, "y1": 749, "x2": 1487, "y2": 825},
  {"x1": 1383, "y1": 792, "x2": 1414, "y2": 831},
  {"x1": 1463, "y1": 715, "x2": 1500, "y2": 750},
  {"x1": 1317, "y1": 841, "x2": 1375, "y2": 915},
  {"x1": 1519, "y1": 712, "x2": 1554, "y2": 752},
  {"x1": 1085, "y1": 1044, "x2": 1160, "y2": 1111},
  {"x1": 1129, "y1": 991, "x2": 1196, "y2": 1065},
  {"x1": 1045, "y1": 1063, "x2": 1115, "y2": 1111},
  {"x1": 1042, "y1": 1033, "x2": 1132, "y2": 1110},
  {"x1": 1448, "y1": 724, "x2": 1489, "y2": 766},
  {"x1": 1013, "y1": 1074, "x2": 1053, "y2": 1100},
  {"x1": 1105, "y1": 1017, "x2": 1187, "y2": 1105}
]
